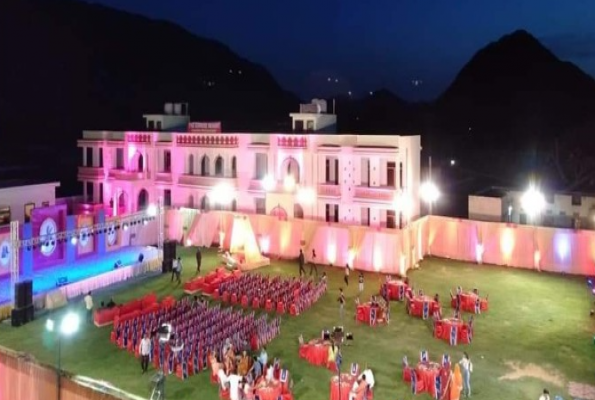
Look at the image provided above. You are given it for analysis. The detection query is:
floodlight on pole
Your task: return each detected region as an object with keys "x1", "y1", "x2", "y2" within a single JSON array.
[
  {"x1": 296, "y1": 187, "x2": 316, "y2": 205},
  {"x1": 146, "y1": 204, "x2": 158, "y2": 217},
  {"x1": 420, "y1": 182, "x2": 440, "y2": 215},
  {"x1": 46, "y1": 312, "x2": 80, "y2": 400},
  {"x1": 208, "y1": 183, "x2": 235, "y2": 206},
  {"x1": 261, "y1": 175, "x2": 276, "y2": 192},
  {"x1": 521, "y1": 185, "x2": 545, "y2": 222}
]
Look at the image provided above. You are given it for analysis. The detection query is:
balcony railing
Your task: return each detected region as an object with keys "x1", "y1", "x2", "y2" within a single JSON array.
[
  {"x1": 354, "y1": 186, "x2": 396, "y2": 202},
  {"x1": 178, "y1": 174, "x2": 237, "y2": 187},
  {"x1": 176, "y1": 134, "x2": 239, "y2": 147},
  {"x1": 155, "y1": 172, "x2": 173, "y2": 183},
  {"x1": 317, "y1": 184, "x2": 341, "y2": 198},
  {"x1": 108, "y1": 169, "x2": 149, "y2": 180},
  {"x1": 78, "y1": 166, "x2": 104, "y2": 179}
]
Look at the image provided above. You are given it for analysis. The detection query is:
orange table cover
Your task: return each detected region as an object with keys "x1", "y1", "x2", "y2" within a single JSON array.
[
  {"x1": 409, "y1": 296, "x2": 438, "y2": 317},
  {"x1": 330, "y1": 374, "x2": 356, "y2": 400},
  {"x1": 386, "y1": 280, "x2": 408, "y2": 300},
  {"x1": 256, "y1": 380, "x2": 282, "y2": 400},
  {"x1": 299, "y1": 340, "x2": 329, "y2": 366}
]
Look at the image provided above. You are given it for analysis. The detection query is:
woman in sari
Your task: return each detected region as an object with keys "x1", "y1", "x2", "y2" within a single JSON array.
[
  {"x1": 450, "y1": 364, "x2": 463, "y2": 400},
  {"x1": 327, "y1": 343, "x2": 338, "y2": 372},
  {"x1": 237, "y1": 350, "x2": 252, "y2": 376}
]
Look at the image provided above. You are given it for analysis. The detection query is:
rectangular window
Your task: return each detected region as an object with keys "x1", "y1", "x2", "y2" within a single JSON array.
[
  {"x1": 99, "y1": 183, "x2": 104, "y2": 203},
  {"x1": 98, "y1": 148, "x2": 103, "y2": 168},
  {"x1": 325, "y1": 204, "x2": 330, "y2": 222},
  {"x1": 361, "y1": 208, "x2": 370, "y2": 226},
  {"x1": 24, "y1": 203, "x2": 34, "y2": 224},
  {"x1": 116, "y1": 148, "x2": 124, "y2": 169},
  {"x1": 255, "y1": 153, "x2": 268, "y2": 179},
  {"x1": 399, "y1": 162, "x2": 403, "y2": 188},
  {"x1": 164, "y1": 190, "x2": 172, "y2": 207},
  {"x1": 387, "y1": 162, "x2": 396, "y2": 187},
  {"x1": 86, "y1": 147, "x2": 93, "y2": 167},
  {"x1": 387, "y1": 210, "x2": 396, "y2": 228},
  {"x1": 571, "y1": 195, "x2": 582, "y2": 206},
  {"x1": 164, "y1": 150, "x2": 172, "y2": 172},
  {"x1": 86, "y1": 182, "x2": 94, "y2": 202},
  {"x1": 255, "y1": 198, "x2": 266, "y2": 214}
]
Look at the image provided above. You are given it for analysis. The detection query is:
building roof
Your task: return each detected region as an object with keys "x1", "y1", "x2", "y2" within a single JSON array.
[{"x1": 0, "y1": 179, "x2": 60, "y2": 190}]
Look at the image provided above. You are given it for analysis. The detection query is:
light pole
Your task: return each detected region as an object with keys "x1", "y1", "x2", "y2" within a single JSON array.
[
  {"x1": 46, "y1": 312, "x2": 80, "y2": 400},
  {"x1": 420, "y1": 182, "x2": 440, "y2": 216}
]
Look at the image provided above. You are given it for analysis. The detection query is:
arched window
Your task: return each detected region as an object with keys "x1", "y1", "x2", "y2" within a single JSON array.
[
  {"x1": 137, "y1": 189, "x2": 149, "y2": 211},
  {"x1": 231, "y1": 156, "x2": 237, "y2": 178},
  {"x1": 200, "y1": 195, "x2": 209, "y2": 211},
  {"x1": 294, "y1": 203, "x2": 304, "y2": 219},
  {"x1": 188, "y1": 154, "x2": 195, "y2": 175},
  {"x1": 232, "y1": 199, "x2": 237, "y2": 212},
  {"x1": 188, "y1": 195, "x2": 194, "y2": 208},
  {"x1": 215, "y1": 156, "x2": 224, "y2": 176},
  {"x1": 282, "y1": 157, "x2": 300, "y2": 183},
  {"x1": 200, "y1": 155, "x2": 210, "y2": 176}
]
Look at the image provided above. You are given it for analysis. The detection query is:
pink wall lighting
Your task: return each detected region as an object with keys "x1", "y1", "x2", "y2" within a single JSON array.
[
  {"x1": 534, "y1": 250, "x2": 541, "y2": 269},
  {"x1": 373, "y1": 244, "x2": 383, "y2": 271},
  {"x1": 475, "y1": 243, "x2": 484, "y2": 264},
  {"x1": 500, "y1": 228, "x2": 515, "y2": 264},
  {"x1": 259, "y1": 235, "x2": 270, "y2": 254}
]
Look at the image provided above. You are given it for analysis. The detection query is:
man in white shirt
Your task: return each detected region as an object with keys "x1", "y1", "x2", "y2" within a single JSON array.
[
  {"x1": 171, "y1": 258, "x2": 178, "y2": 282},
  {"x1": 139, "y1": 334, "x2": 151, "y2": 373},
  {"x1": 227, "y1": 373, "x2": 242, "y2": 400},
  {"x1": 175, "y1": 257, "x2": 182, "y2": 284},
  {"x1": 84, "y1": 291, "x2": 93, "y2": 323},
  {"x1": 360, "y1": 368, "x2": 375, "y2": 389},
  {"x1": 217, "y1": 368, "x2": 228, "y2": 390},
  {"x1": 539, "y1": 389, "x2": 550, "y2": 400}
]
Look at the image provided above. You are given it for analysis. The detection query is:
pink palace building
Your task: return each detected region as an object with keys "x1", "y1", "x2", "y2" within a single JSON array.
[{"x1": 77, "y1": 100, "x2": 421, "y2": 229}]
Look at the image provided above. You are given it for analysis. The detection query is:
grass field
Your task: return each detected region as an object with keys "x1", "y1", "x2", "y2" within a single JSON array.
[{"x1": 1, "y1": 246, "x2": 594, "y2": 400}]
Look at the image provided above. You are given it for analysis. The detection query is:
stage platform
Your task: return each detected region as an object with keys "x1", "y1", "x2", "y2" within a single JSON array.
[{"x1": 0, "y1": 246, "x2": 159, "y2": 307}]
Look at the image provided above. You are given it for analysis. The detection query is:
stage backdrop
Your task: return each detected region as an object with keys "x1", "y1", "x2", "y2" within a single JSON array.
[
  {"x1": 0, "y1": 226, "x2": 10, "y2": 277},
  {"x1": 105, "y1": 216, "x2": 120, "y2": 252},
  {"x1": 76, "y1": 215, "x2": 95, "y2": 257},
  {"x1": 31, "y1": 204, "x2": 67, "y2": 269}
]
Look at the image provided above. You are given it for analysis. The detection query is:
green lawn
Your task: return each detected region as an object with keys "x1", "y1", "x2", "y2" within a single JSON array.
[{"x1": 1, "y1": 246, "x2": 594, "y2": 400}]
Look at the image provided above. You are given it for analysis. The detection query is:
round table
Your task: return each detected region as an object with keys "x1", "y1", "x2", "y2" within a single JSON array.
[
  {"x1": 415, "y1": 362, "x2": 441, "y2": 397},
  {"x1": 300, "y1": 340, "x2": 330, "y2": 366},
  {"x1": 385, "y1": 280, "x2": 408, "y2": 301},
  {"x1": 255, "y1": 380, "x2": 282, "y2": 400},
  {"x1": 330, "y1": 374, "x2": 356, "y2": 400},
  {"x1": 437, "y1": 318, "x2": 467, "y2": 344},
  {"x1": 409, "y1": 296, "x2": 438, "y2": 318},
  {"x1": 356, "y1": 303, "x2": 384, "y2": 324}
]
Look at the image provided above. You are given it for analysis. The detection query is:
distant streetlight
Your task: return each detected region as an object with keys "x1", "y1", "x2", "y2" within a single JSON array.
[
  {"x1": 420, "y1": 182, "x2": 440, "y2": 215},
  {"x1": 521, "y1": 186, "x2": 545, "y2": 224},
  {"x1": 46, "y1": 312, "x2": 80, "y2": 400},
  {"x1": 450, "y1": 159, "x2": 456, "y2": 166}
]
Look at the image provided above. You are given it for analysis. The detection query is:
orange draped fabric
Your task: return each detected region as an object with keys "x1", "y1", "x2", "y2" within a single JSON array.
[{"x1": 450, "y1": 364, "x2": 463, "y2": 400}]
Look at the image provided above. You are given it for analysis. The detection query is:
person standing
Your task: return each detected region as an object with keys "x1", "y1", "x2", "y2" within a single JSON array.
[
  {"x1": 196, "y1": 247, "x2": 202, "y2": 274},
  {"x1": 298, "y1": 249, "x2": 306, "y2": 277},
  {"x1": 309, "y1": 249, "x2": 318, "y2": 276},
  {"x1": 358, "y1": 272, "x2": 364, "y2": 294},
  {"x1": 338, "y1": 288, "x2": 345, "y2": 319},
  {"x1": 84, "y1": 291, "x2": 93, "y2": 323},
  {"x1": 139, "y1": 334, "x2": 151, "y2": 373},
  {"x1": 538, "y1": 389, "x2": 550, "y2": 400},
  {"x1": 171, "y1": 257, "x2": 178, "y2": 282},
  {"x1": 227, "y1": 373, "x2": 242, "y2": 400},
  {"x1": 459, "y1": 352, "x2": 473, "y2": 397},
  {"x1": 344, "y1": 264, "x2": 350, "y2": 286},
  {"x1": 175, "y1": 257, "x2": 182, "y2": 284}
]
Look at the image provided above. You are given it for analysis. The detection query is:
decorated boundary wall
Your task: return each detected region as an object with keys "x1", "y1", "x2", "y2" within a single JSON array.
[
  {"x1": 0, "y1": 346, "x2": 133, "y2": 400},
  {"x1": 167, "y1": 210, "x2": 595, "y2": 276}
]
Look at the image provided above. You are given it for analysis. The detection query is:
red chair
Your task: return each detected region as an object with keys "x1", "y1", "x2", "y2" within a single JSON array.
[
  {"x1": 252, "y1": 297, "x2": 260, "y2": 309},
  {"x1": 265, "y1": 299, "x2": 273, "y2": 312},
  {"x1": 231, "y1": 294, "x2": 239, "y2": 305},
  {"x1": 212, "y1": 289, "x2": 220, "y2": 300},
  {"x1": 289, "y1": 304, "x2": 297, "y2": 316},
  {"x1": 434, "y1": 322, "x2": 444, "y2": 339},
  {"x1": 460, "y1": 327, "x2": 470, "y2": 344},
  {"x1": 222, "y1": 291, "x2": 230, "y2": 303},
  {"x1": 402, "y1": 367, "x2": 412, "y2": 382},
  {"x1": 241, "y1": 295, "x2": 249, "y2": 308},
  {"x1": 276, "y1": 301, "x2": 285, "y2": 314}
]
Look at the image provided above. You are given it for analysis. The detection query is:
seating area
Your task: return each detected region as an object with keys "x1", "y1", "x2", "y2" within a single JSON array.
[
  {"x1": 329, "y1": 364, "x2": 374, "y2": 400},
  {"x1": 433, "y1": 316, "x2": 474, "y2": 346},
  {"x1": 402, "y1": 352, "x2": 452, "y2": 398},
  {"x1": 450, "y1": 289, "x2": 489, "y2": 314},
  {"x1": 94, "y1": 292, "x2": 160, "y2": 327},
  {"x1": 215, "y1": 274, "x2": 327, "y2": 315},
  {"x1": 110, "y1": 296, "x2": 281, "y2": 380},
  {"x1": 183, "y1": 267, "x2": 242, "y2": 295}
]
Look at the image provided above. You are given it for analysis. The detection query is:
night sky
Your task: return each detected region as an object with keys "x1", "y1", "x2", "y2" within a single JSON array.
[{"x1": 89, "y1": 0, "x2": 595, "y2": 101}]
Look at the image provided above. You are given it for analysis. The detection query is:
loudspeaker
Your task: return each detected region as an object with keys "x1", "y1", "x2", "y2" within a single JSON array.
[
  {"x1": 11, "y1": 305, "x2": 33, "y2": 327},
  {"x1": 163, "y1": 241, "x2": 176, "y2": 261},
  {"x1": 14, "y1": 280, "x2": 33, "y2": 309},
  {"x1": 162, "y1": 259, "x2": 173, "y2": 274}
]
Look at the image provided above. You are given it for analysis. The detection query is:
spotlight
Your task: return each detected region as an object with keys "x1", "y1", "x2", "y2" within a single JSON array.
[{"x1": 70, "y1": 236, "x2": 77, "y2": 245}]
